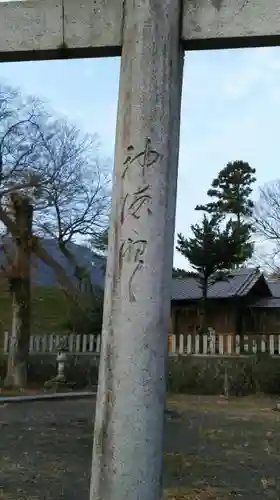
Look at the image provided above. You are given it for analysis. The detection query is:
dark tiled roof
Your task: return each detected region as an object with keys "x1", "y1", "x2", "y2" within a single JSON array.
[
  {"x1": 252, "y1": 297, "x2": 280, "y2": 308},
  {"x1": 249, "y1": 279, "x2": 280, "y2": 308},
  {"x1": 267, "y1": 280, "x2": 280, "y2": 298},
  {"x1": 171, "y1": 267, "x2": 262, "y2": 301}
]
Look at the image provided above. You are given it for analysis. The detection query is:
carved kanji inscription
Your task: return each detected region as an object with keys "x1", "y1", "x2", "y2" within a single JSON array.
[{"x1": 122, "y1": 138, "x2": 160, "y2": 180}]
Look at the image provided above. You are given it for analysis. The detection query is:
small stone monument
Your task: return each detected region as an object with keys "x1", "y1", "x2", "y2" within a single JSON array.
[
  {"x1": 207, "y1": 327, "x2": 216, "y2": 354},
  {"x1": 56, "y1": 350, "x2": 67, "y2": 383},
  {"x1": 44, "y1": 336, "x2": 74, "y2": 392}
]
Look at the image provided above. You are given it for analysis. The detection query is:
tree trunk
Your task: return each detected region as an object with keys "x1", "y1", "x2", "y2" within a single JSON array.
[
  {"x1": 199, "y1": 277, "x2": 208, "y2": 334},
  {"x1": 0, "y1": 204, "x2": 84, "y2": 307},
  {"x1": 4, "y1": 195, "x2": 32, "y2": 389},
  {"x1": 4, "y1": 286, "x2": 30, "y2": 388}
]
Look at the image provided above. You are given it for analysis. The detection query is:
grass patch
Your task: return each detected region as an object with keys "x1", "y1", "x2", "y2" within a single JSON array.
[
  {"x1": 164, "y1": 452, "x2": 199, "y2": 480},
  {"x1": 2, "y1": 395, "x2": 280, "y2": 498},
  {"x1": 29, "y1": 286, "x2": 69, "y2": 334},
  {"x1": 163, "y1": 395, "x2": 280, "y2": 497},
  {"x1": 166, "y1": 394, "x2": 279, "y2": 415},
  {"x1": 0, "y1": 389, "x2": 42, "y2": 397},
  {"x1": 163, "y1": 487, "x2": 233, "y2": 499}
]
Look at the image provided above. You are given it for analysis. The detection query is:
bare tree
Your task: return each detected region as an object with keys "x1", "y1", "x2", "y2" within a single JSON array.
[
  {"x1": 250, "y1": 244, "x2": 280, "y2": 275},
  {"x1": 253, "y1": 180, "x2": 280, "y2": 273},
  {"x1": 0, "y1": 204, "x2": 82, "y2": 301},
  {"x1": 0, "y1": 85, "x2": 47, "y2": 193},
  {"x1": 0, "y1": 86, "x2": 45, "y2": 388},
  {"x1": 91, "y1": 227, "x2": 109, "y2": 255},
  {"x1": 254, "y1": 181, "x2": 280, "y2": 241},
  {"x1": 30, "y1": 118, "x2": 110, "y2": 335},
  {"x1": 0, "y1": 84, "x2": 110, "y2": 388},
  {"x1": 0, "y1": 193, "x2": 87, "y2": 388},
  {"x1": 31, "y1": 118, "x2": 110, "y2": 285},
  {"x1": 0, "y1": 84, "x2": 110, "y2": 297},
  {"x1": 3, "y1": 194, "x2": 33, "y2": 388}
]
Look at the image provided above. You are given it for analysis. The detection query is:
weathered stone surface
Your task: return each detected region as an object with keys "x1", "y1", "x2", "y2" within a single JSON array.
[
  {"x1": 182, "y1": 0, "x2": 280, "y2": 47},
  {"x1": 0, "y1": 0, "x2": 63, "y2": 57},
  {"x1": 64, "y1": 0, "x2": 123, "y2": 55},
  {"x1": 0, "y1": 0, "x2": 123, "y2": 60},
  {"x1": 1, "y1": 0, "x2": 280, "y2": 60},
  {"x1": 90, "y1": 1, "x2": 184, "y2": 499}
]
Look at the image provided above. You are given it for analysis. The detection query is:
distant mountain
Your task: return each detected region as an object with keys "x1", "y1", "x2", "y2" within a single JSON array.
[
  {"x1": 0, "y1": 238, "x2": 106, "y2": 290},
  {"x1": 31, "y1": 239, "x2": 106, "y2": 289}
]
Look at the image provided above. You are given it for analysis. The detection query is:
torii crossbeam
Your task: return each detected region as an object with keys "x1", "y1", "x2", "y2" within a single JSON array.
[
  {"x1": 1, "y1": 0, "x2": 280, "y2": 61},
  {"x1": 1, "y1": 1, "x2": 280, "y2": 500}
]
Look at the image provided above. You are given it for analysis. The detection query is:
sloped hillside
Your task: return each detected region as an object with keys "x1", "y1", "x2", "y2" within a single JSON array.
[
  {"x1": 30, "y1": 239, "x2": 106, "y2": 288},
  {"x1": 0, "y1": 240, "x2": 106, "y2": 343},
  {"x1": 0, "y1": 286, "x2": 69, "y2": 339}
]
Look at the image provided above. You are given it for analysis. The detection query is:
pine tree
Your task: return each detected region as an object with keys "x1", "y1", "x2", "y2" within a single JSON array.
[
  {"x1": 176, "y1": 214, "x2": 250, "y2": 332},
  {"x1": 172, "y1": 268, "x2": 192, "y2": 278},
  {"x1": 91, "y1": 227, "x2": 109, "y2": 255},
  {"x1": 196, "y1": 161, "x2": 256, "y2": 220},
  {"x1": 196, "y1": 161, "x2": 256, "y2": 263}
]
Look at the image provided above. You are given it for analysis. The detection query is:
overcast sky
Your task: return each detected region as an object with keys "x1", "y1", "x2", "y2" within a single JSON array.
[{"x1": 0, "y1": 46, "x2": 279, "y2": 267}]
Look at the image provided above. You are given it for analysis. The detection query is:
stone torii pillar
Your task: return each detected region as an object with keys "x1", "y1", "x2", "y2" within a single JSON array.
[{"x1": 90, "y1": 2, "x2": 184, "y2": 499}]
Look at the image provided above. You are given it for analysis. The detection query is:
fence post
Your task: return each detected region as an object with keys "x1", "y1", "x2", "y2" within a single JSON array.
[
  {"x1": 227, "y1": 335, "x2": 232, "y2": 355},
  {"x1": 29, "y1": 335, "x2": 35, "y2": 353},
  {"x1": 269, "y1": 335, "x2": 275, "y2": 355},
  {"x1": 171, "y1": 334, "x2": 176, "y2": 355},
  {"x1": 244, "y1": 335, "x2": 249, "y2": 353},
  {"x1": 42, "y1": 334, "x2": 48, "y2": 353},
  {"x1": 68, "y1": 333, "x2": 74, "y2": 353},
  {"x1": 4, "y1": 331, "x2": 9, "y2": 354},
  {"x1": 179, "y1": 334, "x2": 184, "y2": 354},
  {"x1": 218, "y1": 335, "x2": 223, "y2": 355},
  {"x1": 252, "y1": 338, "x2": 257, "y2": 354},
  {"x1": 96, "y1": 335, "x2": 101, "y2": 354},
  {"x1": 187, "y1": 334, "x2": 192, "y2": 354},
  {"x1": 202, "y1": 334, "x2": 208, "y2": 354},
  {"x1": 89, "y1": 334, "x2": 94, "y2": 352},
  {"x1": 235, "y1": 335, "x2": 240, "y2": 355},
  {"x1": 75, "y1": 334, "x2": 81, "y2": 353},
  {"x1": 195, "y1": 335, "x2": 200, "y2": 354},
  {"x1": 82, "y1": 334, "x2": 88, "y2": 353}
]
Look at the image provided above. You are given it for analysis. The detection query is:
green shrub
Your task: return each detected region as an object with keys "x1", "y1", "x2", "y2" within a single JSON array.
[
  {"x1": 27, "y1": 357, "x2": 57, "y2": 384},
  {"x1": 0, "y1": 355, "x2": 4, "y2": 381},
  {"x1": 3, "y1": 352, "x2": 280, "y2": 396},
  {"x1": 167, "y1": 355, "x2": 280, "y2": 396},
  {"x1": 252, "y1": 355, "x2": 280, "y2": 394},
  {"x1": 65, "y1": 357, "x2": 99, "y2": 389},
  {"x1": 0, "y1": 355, "x2": 99, "y2": 389}
]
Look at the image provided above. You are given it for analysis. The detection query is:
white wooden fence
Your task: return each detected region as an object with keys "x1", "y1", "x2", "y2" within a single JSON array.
[
  {"x1": 4, "y1": 331, "x2": 280, "y2": 357},
  {"x1": 168, "y1": 333, "x2": 280, "y2": 356},
  {"x1": 3, "y1": 332, "x2": 101, "y2": 355}
]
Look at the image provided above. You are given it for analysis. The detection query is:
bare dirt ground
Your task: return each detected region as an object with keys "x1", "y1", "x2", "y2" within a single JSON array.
[{"x1": 1, "y1": 395, "x2": 280, "y2": 499}]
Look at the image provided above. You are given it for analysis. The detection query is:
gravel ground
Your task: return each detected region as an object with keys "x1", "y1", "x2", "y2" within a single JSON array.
[{"x1": 1, "y1": 395, "x2": 280, "y2": 499}]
